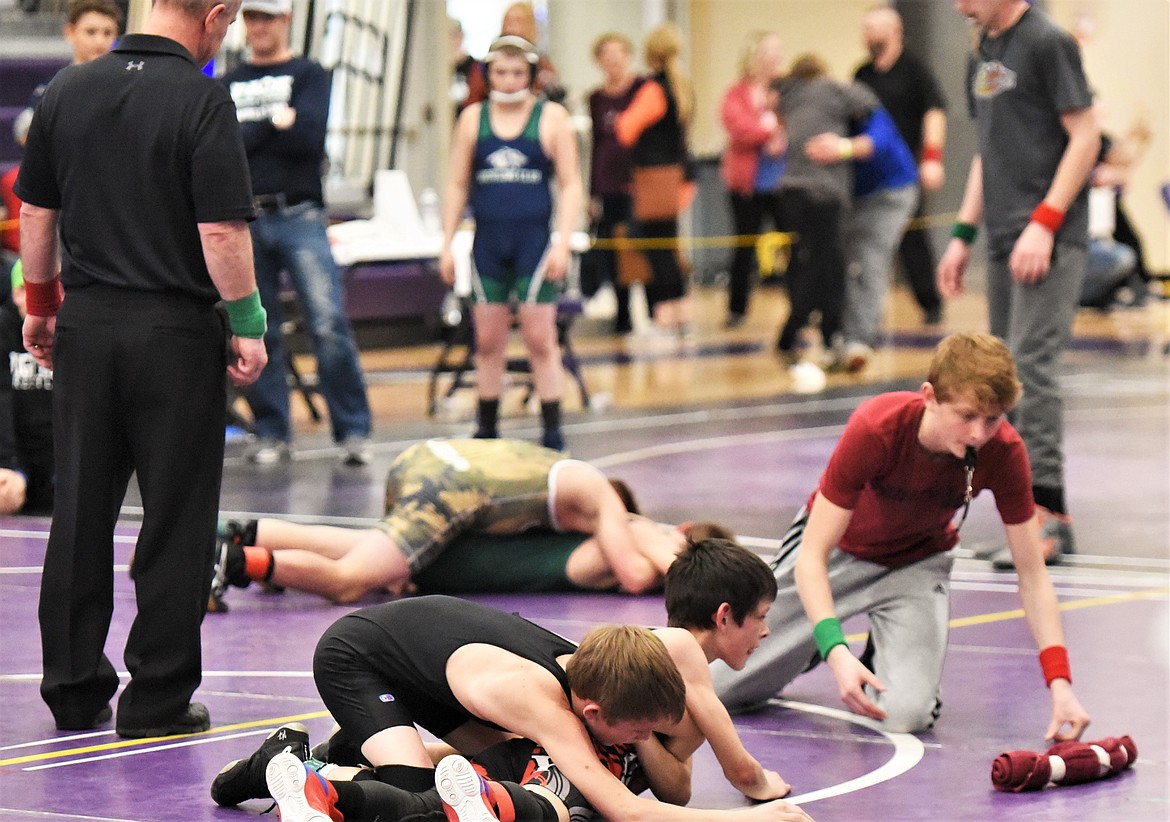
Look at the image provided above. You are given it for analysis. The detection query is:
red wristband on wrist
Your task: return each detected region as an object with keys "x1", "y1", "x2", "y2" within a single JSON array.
[
  {"x1": 1039, "y1": 645, "x2": 1071, "y2": 687},
  {"x1": 23, "y1": 277, "x2": 63, "y2": 317},
  {"x1": 1030, "y1": 202, "x2": 1065, "y2": 233},
  {"x1": 921, "y1": 144, "x2": 943, "y2": 163}
]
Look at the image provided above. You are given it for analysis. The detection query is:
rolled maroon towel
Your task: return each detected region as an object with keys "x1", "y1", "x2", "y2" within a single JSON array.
[
  {"x1": 991, "y1": 750, "x2": 1052, "y2": 792},
  {"x1": 992, "y1": 735, "x2": 1139, "y2": 792}
]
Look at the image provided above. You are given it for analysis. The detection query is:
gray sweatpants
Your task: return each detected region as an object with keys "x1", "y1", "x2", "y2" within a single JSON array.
[
  {"x1": 986, "y1": 242, "x2": 1087, "y2": 490},
  {"x1": 712, "y1": 507, "x2": 953, "y2": 733},
  {"x1": 842, "y1": 183, "x2": 919, "y2": 348}
]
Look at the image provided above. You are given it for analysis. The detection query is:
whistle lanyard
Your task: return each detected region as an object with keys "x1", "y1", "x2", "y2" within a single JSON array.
[{"x1": 954, "y1": 446, "x2": 977, "y2": 532}]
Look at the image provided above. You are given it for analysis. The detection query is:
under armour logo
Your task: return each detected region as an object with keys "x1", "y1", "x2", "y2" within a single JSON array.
[{"x1": 126, "y1": 61, "x2": 144, "y2": 71}]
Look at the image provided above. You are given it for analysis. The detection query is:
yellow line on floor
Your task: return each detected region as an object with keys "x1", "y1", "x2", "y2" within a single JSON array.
[
  {"x1": 0, "y1": 710, "x2": 330, "y2": 768},
  {"x1": 5, "y1": 587, "x2": 1166, "y2": 768},
  {"x1": 846, "y1": 586, "x2": 1168, "y2": 641}
]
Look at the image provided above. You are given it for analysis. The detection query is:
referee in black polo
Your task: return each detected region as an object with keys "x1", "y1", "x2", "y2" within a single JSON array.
[{"x1": 17, "y1": 0, "x2": 267, "y2": 738}]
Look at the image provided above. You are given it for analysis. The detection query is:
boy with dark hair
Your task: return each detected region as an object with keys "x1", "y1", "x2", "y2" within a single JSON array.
[
  {"x1": 713, "y1": 333, "x2": 1091, "y2": 743},
  {"x1": 665, "y1": 537, "x2": 779, "y2": 632}
]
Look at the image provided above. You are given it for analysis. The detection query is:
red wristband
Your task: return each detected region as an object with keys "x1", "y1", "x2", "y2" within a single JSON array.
[
  {"x1": 921, "y1": 144, "x2": 943, "y2": 163},
  {"x1": 1030, "y1": 202, "x2": 1065, "y2": 233},
  {"x1": 1039, "y1": 645, "x2": 1071, "y2": 687},
  {"x1": 23, "y1": 276, "x2": 63, "y2": 317}
]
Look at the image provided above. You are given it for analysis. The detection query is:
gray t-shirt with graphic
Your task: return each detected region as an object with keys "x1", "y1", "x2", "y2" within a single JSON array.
[{"x1": 966, "y1": 6, "x2": 1093, "y2": 257}]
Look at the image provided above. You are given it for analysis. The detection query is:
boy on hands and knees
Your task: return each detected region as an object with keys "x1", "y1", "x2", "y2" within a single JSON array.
[
  {"x1": 713, "y1": 333, "x2": 1091, "y2": 743},
  {"x1": 653, "y1": 538, "x2": 790, "y2": 801},
  {"x1": 213, "y1": 595, "x2": 812, "y2": 821}
]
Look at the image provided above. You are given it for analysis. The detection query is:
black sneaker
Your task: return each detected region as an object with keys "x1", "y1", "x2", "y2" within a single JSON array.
[
  {"x1": 210, "y1": 537, "x2": 252, "y2": 604},
  {"x1": 211, "y1": 722, "x2": 311, "y2": 807},
  {"x1": 117, "y1": 702, "x2": 210, "y2": 739}
]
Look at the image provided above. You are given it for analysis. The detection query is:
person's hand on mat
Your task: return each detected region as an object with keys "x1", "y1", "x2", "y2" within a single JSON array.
[
  {"x1": 743, "y1": 767, "x2": 791, "y2": 801},
  {"x1": 1045, "y1": 679, "x2": 1091, "y2": 742},
  {"x1": 742, "y1": 799, "x2": 815, "y2": 820},
  {"x1": 826, "y1": 645, "x2": 887, "y2": 720}
]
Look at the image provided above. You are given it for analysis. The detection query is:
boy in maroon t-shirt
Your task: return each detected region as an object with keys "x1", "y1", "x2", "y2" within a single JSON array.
[{"x1": 713, "y1": 333, "x2": 1090, "y2": 744}]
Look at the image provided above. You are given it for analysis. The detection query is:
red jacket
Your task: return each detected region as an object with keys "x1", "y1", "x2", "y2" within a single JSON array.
[{"x1": 720, "y1": 79, "x2": 777, "y2": 195}]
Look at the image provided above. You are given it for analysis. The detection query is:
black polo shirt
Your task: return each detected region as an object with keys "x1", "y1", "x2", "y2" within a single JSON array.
[
  {"x1": 854, "y1": 51, "x2": 946, "y2": 157},
  {"x1": 15, "y1": 34, "x2": 254, "y2": 302}
]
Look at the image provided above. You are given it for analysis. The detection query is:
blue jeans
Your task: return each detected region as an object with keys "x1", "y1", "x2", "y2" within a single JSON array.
[
  {"x1": 1080, "y1": 238, "x2": 1135, "y2": 307},
  {"x1": 246, "y1": 202, "x2": 371, "y2": 443}
]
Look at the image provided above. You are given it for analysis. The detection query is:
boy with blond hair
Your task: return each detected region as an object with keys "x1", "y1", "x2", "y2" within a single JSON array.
[
  {"x1": 252, "y1": 595, "x2": 810, "y2": 821},
  {"x1": 713, "y1": 333, "x2": 1091, "y2": 744}
]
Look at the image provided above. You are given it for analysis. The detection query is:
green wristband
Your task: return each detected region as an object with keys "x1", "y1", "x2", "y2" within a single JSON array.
[
  {"x1": 951, "y1": 222, "x2": 978, "y2": 244},
  {"x1": 813, "y1": 617, "x2": 847, "y2": 660},
  {"x1": 224, "y1": 290, "x2": 268, "y2": 339}
]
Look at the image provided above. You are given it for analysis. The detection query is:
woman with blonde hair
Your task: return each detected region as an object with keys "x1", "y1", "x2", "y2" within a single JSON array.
[
  {"x1": 720, "y1": 30, "x2": 786, "y2": 328},
  {"x1": 616, "y1": 22, "x2": 695, "y2": 338}
]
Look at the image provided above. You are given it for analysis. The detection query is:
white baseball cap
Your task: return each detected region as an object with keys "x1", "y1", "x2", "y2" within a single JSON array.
[{"x1": 240, "y1": 0, "x2": 293, "y2": 15}]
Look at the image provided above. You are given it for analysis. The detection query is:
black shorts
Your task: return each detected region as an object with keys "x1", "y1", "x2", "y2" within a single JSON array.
[{"x1": 313, "y1": 614, "x2": 471, "y2": 746}]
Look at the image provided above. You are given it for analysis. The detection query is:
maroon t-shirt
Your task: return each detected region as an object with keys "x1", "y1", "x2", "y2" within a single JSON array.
[{"x1": 810, "y1": 392, "x2": 1034, "y2": 569}]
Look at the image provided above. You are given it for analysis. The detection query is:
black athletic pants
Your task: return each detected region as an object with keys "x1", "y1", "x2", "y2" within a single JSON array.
[
  {"x1": 39, "y1": 285, "x2": 227, "y2": 730},
  {"x1": 776, "y1": 187, "x2": 846, "y2": 352},
  {"x1": 896, "y1": 191, "x2": 943, "y2": 317},
  {"x1": 726, "y1": 190, "x2": 785, "y2": 317}
]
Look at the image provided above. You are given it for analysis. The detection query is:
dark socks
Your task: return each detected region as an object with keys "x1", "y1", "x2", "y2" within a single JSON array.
[
  {"x1": 498, "y1": 781, "x2": 559, "y2": 821},
  {"x1": 1032, "y1": 485, "x2": 1066, "y2": 516},
  {"x1": 333, "y1": 780, "x2": 443, "y2": 820},
  {"x1": 241, "y1": 519, "x2": 259, "y2": 546},
  {"x1": 375, "y1": 763, "x2": 435, "y2": 792},
  {"x1": 475, "y1": 398, "x2": 500, "y2": 439},
  {"x1": 331, "y1": 776, "x2": 557, "y2": 822},
  {"x1": 540, "y1": 400, "x2": 563, "y2": 451}
]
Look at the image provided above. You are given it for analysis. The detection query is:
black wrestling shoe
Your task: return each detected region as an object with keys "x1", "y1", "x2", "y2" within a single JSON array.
[
  {"x1": 210, "y1": 537, "x2": 252, "y2": 603},
  {"x1": 211, "y1": 722, "x2": 310, "y2": 807}
]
